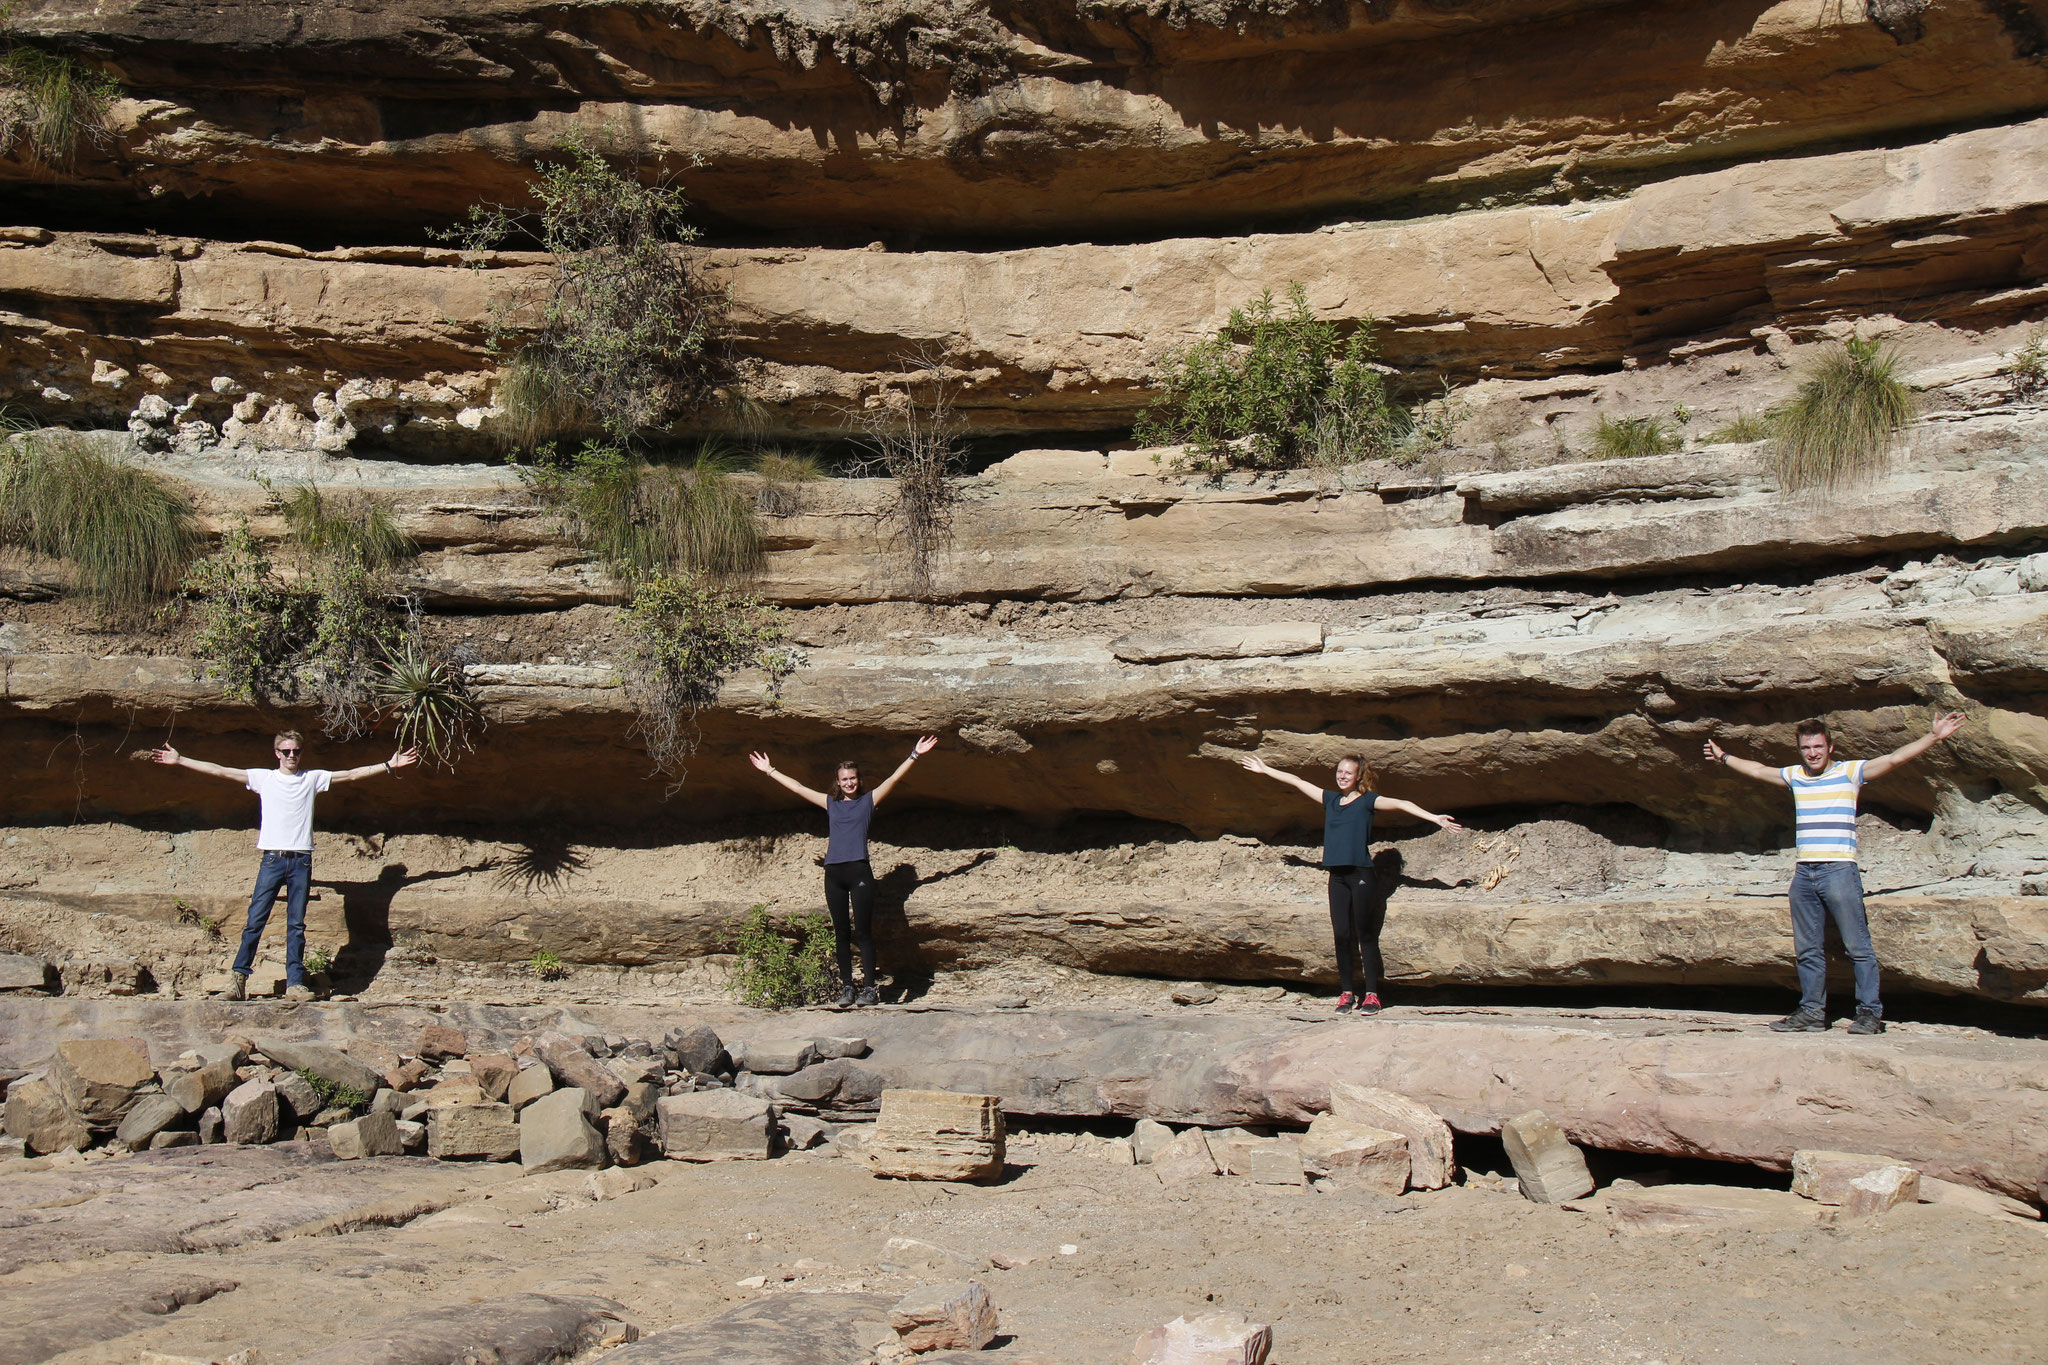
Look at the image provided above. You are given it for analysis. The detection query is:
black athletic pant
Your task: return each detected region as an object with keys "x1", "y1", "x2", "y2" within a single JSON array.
[
  {"x1": 1327, "y1": 865, "x2": 1383, "y2": 996},
  {"x1": 823, "y1": 858, "x2": 876, "y2": 984}
]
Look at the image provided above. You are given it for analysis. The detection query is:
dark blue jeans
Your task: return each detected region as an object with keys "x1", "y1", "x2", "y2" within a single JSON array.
[
  {"x1": 234, "y1": 850, "x2": 311, "y2": 986},
  {"x1": 1788, "y1": 860, "x2": 1880, "y2": 1015}
]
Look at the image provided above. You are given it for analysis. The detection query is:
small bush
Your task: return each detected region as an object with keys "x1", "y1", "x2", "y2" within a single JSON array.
[
  {"x1": 528, "y1": 947, "x2": 568, "y2": 980},
  {"x1": 373, "y1": 635, "x2": 484, "y2": 767},
  {"x1": 1704, "y1": 410, "x2": 1776, "y2": 445},
  {"x1": 751, "y1": 448, "x2": 823, "y2": 517},
  {"x1": 1769, "y1": 336, "x2": 1916, "y2": 492},
  {"x1": 520, "y1": 440, "x2": 763, "y2": 584},
  {"x1": 293, "y1": 1068, "x2": 363, "y2": 1110},
  {"x1": 2006, "y1": 326, "x2": 2047, "y2": 401},
  {"x1": 1134, "y1": 283, "x2": 1405, "y2": 475},
  {"x1": 848, "y1": 353, "x2": 966, "y2": 597},
  {"x1": 0, "y1": 45, "x2": 117, "y2": 170},
  {"x1": 304, "y1": 945, "x2": 332, "y2": 975},
  {"x1": 1394, "y1": 382, "x2": 1471, "y2": 467},
  {"x1": 1590, "y1": 414, "x2": 1682, "y2": 460},
  {"x1": 0, "y1": 429, "x2": 198, "y2": 616},
  {"x1": 281, "y1": 482, "x2": 415, "y2": 571},
  {"x1": 182, "y1": 522, "x2": 321, "y2": 705},
  {"x1": 622, "y1": 572, "x2": 797, "y2": 782},
  {"x1": 728, "y1": 905, "x2": 836, "y2": 1009}
]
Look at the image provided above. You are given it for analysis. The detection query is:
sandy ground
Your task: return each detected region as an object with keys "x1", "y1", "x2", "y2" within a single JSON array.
[{"x1": 4, "y1": 1127, "x2": 2044, "y2": 1365}]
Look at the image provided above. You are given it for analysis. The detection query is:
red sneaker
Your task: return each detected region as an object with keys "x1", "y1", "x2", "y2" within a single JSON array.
[
  {"x1": 1335, "y1": 992, "x2": 1356, "y2": 1013},
  {"x1": 1356, "y1": 992, "x2": 1383, "y2": 1015}
]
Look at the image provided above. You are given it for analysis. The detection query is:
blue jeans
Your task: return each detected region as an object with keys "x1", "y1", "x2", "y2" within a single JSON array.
[
  {"x1": 233, "y1": 850, "x2": 311, "y2": 986},
  {"x1": 1788, "y1": 860, "x2": 1880, "y2": 1015}
]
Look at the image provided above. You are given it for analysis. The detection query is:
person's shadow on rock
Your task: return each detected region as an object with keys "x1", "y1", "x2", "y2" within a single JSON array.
[
  {"x1": 317, "y1": 860, "x2": 496, "y2": 991},
  {"x1": 871, "y1": 851, "x2": 997, "y2": 1002}
]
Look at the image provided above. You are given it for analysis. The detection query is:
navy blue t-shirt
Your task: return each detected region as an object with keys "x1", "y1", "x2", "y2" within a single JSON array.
[
  {"x1": 825, "y1": 791, "x2": 874, "y2": 864},
  {"x1": 1322, "y1": 790, "x2": 1376, "y2": 868}
]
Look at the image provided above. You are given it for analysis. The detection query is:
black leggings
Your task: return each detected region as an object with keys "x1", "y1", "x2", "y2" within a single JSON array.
[
  {"x1": 1327, "y1": 865, "x2": 1383, "y2": 996},
  {"x1": 823, "y1": 859, "x2": 876, "y2": 984}
]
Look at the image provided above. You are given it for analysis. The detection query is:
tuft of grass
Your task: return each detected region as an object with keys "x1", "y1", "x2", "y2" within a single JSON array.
[
  {"x1": 528, "y1": 947, "x2": 568, "y2": 980},
  {"x1": 1769, "y1": 337, "x2": 1916, "y2": 492},
  {"x1": 750, "y1": 447, "x2": 823, "y2": 517},
  {"x1": 1704, "y1": 410, "x2": 1776, "y2": 445},
  {"x1": 2005, "y1": 326, "x2": 2047, "y2": 402},
  {"x1": 0, "y1": 45, "x2": 117, "y2": 170},
  {"x1": 495, "y1": 348, "x2": 592, "y2": 450},
  {"x1": 280, "y1": 482, "x2": 416, "y2": 571},
  {"x1": 373, "y1": 635, "x2": 484, "y2": 767},
  {"x1": 0, "y1": 427, "x2": 198, "y2": 616},
  {"x1": 521, "y1": 440, "x2": 763, "y2": 584},
  {"x1": 1589, "y1": 414, "x2": 1682, "y2": 460}
]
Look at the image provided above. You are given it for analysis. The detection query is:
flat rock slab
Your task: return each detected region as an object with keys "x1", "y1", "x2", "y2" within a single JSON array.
[
  {"x1": 0, "y1": 1146, "x2": 481, "y2": 1275},
  {"x1": 0, "y1": 1268, "x2": 237, "y2": 1365},
  {"x1": 1605, "y1": 1185, "x2": 1820, "y2": 1234},
  {"x1": 290, "y1": 1292, "x2": 635, "y2": 1365},
  {"x1": 604, "y1": 1292, "x2": 894, "y2": 1365}
]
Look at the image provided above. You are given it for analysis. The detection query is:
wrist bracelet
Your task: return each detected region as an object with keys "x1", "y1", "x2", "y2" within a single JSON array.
[{"x1": 384, "y1": 761, "x2": 393, "y2": 774}]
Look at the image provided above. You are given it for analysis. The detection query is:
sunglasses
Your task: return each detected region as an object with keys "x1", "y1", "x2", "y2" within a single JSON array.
[{"x1": 276, "y1": 748, "x2": 302, "y2": 756}]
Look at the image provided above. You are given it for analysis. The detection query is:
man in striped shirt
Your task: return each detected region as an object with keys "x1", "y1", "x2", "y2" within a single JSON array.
[{"x1": 1702, "y1": 711, "x2": 1967, "y2": 1034}]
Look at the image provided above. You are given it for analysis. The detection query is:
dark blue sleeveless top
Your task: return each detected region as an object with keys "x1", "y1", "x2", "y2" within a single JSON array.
[
  {"x1": 825, "y1": 791, "x2": 874, "y2": 864},
  {"x1": 1323, "y1": 791, "x2": 1376, "y2": 868}
]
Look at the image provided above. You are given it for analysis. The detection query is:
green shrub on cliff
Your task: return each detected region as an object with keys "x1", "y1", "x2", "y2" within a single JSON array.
[
  {"x1": 0, "y1": 40, "x2": 117, "y2": 170},
  {"x1": 1135, "y1": 283, "x2": 1407, "y2": 475},
  {"x1": 0, "y1": 426, "x2": 197, "y2": 616},
  {"x1": 728, "y1": 905, "x2": 836, "y2": 1009},
  {"x1": 519, "y1": 440, "x2": 762, "y2": 585},
  {"x1": 444, "y1": 135, "x2": 728, "y2": 446},
  {"x1": 621, "y1": 571, "x2": 797, "y2": 784},
  {"x1": 1769, "y1": 337, "x2": 1916, "y2": 492}
]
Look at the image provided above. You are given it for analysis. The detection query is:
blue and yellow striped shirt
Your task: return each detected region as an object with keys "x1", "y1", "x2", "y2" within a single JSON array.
[{"x1": 1780, "y1": 759, "x2": 1867, "y2": 862}]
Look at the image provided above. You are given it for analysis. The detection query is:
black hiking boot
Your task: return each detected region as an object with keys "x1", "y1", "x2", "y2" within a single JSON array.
[
  {"x1": 836, "y1": 984, "x2": 856, "y2": 1008},
  {"x1": 1769, "y1": 1007, "x2": 1828, "y2": 1033},
  {"x1": 1847, "y1": 1008, "x2": 1886, "y2": 1035},
  {"x1": 855, "y1": 984, "x2": 880, "y2": 1007}
]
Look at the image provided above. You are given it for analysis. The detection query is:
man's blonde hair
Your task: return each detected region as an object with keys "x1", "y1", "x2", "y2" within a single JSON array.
[{"x1": 273, "y1": 730, "x2": 304, "y2": 750}]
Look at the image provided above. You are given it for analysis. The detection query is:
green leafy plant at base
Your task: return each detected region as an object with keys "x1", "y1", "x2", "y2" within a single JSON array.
[
  {"x1": 1769, "y1": 336, "x2": 1916, "y2": 492},
  {"x1": 1134, "y1": 283, "x2": 1407, "y2": 475},
  {"x1": 181, "y1": 522, "x2": 320, "y2": 705},
  {"x1": 519, "y1": 440, "x2": 763, "y2": 584},
  {"x1": 304, "y1": 945, "x2": 332, "y2": 975},
  {"x1": 1590, "y1": 414, "x2": 1682, "y2": 460},
  {"x1": 0, "y1": 427, "x2": 198, "y2": 617},
  {"x1": 1704, "y1": 411, "x2": 1776, "y2": 445},
  {"x1": 728, "y1": 904, "x2": 836, "y2": 1009},
  {"x1": 528, "y1": 947, "x2": 568, "y2": 981},
  {"x1": 750, "y1": 447, "x2": 823, "y2": 517},
  {"x1": 293, "y1": 1068, "x2": 363, "y2": 1110},
  {"x1": 444, "y1": 134, "x2": 729, "y2": 445},
  {"x1": 622, "y1": 572, "x2": 797, "y2": 783},
  {"x1": 2006, "y1": 326, "x2": 2047, "y2": 401},
  {"x1": 373, "y1": 634, "x2": 484, "y2": 767},
  {"x1": 0, "y1": 41, "x2": 117, "y2": 170}
]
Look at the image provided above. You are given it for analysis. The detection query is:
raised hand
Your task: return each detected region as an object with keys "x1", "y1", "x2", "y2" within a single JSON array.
[
  {"x1": 1701, "y1": 737, "x2": 1726, "y2": 765},
  {"x1": 388, "y1": 747, "x2": 421, "y2": 770},
  {"x1": 1237, "y1": 753, "x2": 1270, "y2": 775},
  {"x1": 1432, "y1": 814, "x2": 1464, "y2": 832},
  {"x1": 1929, "y1": 711, "x2": 1968, "y2": 741},
  {"x1": 913, "y1": 735, "x2": 939, "y2": 758},
  {"x1": 132, "y1": 745, "x2": 179, "y2": 765},
  {"x1": 748, "y1": 751, "x2": 774, "y2": 773}
]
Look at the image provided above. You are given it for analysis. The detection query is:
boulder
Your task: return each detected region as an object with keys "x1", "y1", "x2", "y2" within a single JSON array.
[
  {"x1": 0, "y1": 954, "x2": 53, "y2": 992},
  {"x1": 1244, "y1": 1141, "x2": 1306, "y2": 1187},
  {"x1": 864, "y1": 1090, "x2": 1005, "y2": 1182},
  {"x1": 197, "y1": 1107, "x2": 224, "y2": 1144},
  {"x1": 114, "y1": 1094, "x2": 187, "y2": 1148},
  {"x1": 329, "y1": 1111, "x2": 404, "y2": 1160},
  {"x1": 1153, "y1": 1128, "x2": 1220, "y2": 1185},
  {"x1": 1299, "y1": 1116, "x2": 1408, "y2": 1193},
  {"x1": 1791, "y1": 1150, "x2": 1918, "y2": 1205},
  {"x1": 471, "y1": 1053, "x2": 519, "y2": 1102},
  {"x1": 150, "y1": 1131, "x2": 199, "y2": 1150},
  {"x1": 254, "y1": 1038, "x2": 380, "y2": 1101},
  {"x1": 273, "y1": 1070, "x2": 324, "y2": 1121},
  {"x1": 427, "y1": 1102, "x2": 520, "y2": 1160},
  {"x1": 1132, "y1": 1119, "x2": 1176, "y2": 1165},
  {"x1": 3, "y1": 1077, "x2": 92, "y2": 1154},
  {"x1": 776, "y1": 1058, "x2": 887, "y2": 1107},
  {"x1": 48, "y1": 1037, "x2": 154, "y2": 1127},
  {"x1": 505, "y1": 1062, "x2": 556, "y2": 1111},
  {"x1": 588, "y1": 1167, "x2": 659, "y2": 1201},
  {"x1": 783, "y1": 1114, "x2": 835, "y2": 1150},
  {"x1": 1205, "y1": 1128, "x2": 1271, "y2": 1177},
  {"x1": 521, "y1": 1087, "x2": 606, "y2": 1173},
  {"x1": 657, "y1": 1090, "x2": 773, "y2": 1161},
  {"x1": 534, "y1": 1032, "x2": 627, "y2": 1109},
  {"x1": 221, "y1": 1080, "x2": 281, "y2": 1145},
  {"x1": 1327, "y1": 1082, "x2": 1457, "y2": 1190},
  {"x1": 396, "y1": 1119, "x2": 427, "y2": 1150},
  {"x1": 1605, "y1": 1185, "x2": 1819, "y2": 1234},
  {"x1": 665, "y1": 1025, "x2": 730, "y2": 1077},
  {"x1": 417, "y1": 1024, "x2": 469, "y2": 1061},
  {"x1": 1839, "y1": 1165, "x2": 1920, "y2": 1219},
  {"x1": 815, "y1": 1036, "x2": 870, "y2": 1059},
  {"x1": 164, "y1": 1059, "x2": 236, "y2": 1115},
  {"x1": 340, "y1": 1038, "x2": 409, "y2": 1088},
  {"x1": 1919, "y1": 1176, "x2": 2042, "y2": 1221},
  {"x1": 1132, "y1": 1311, "x2": 1273, "y2": 1365},
  {"x1": 1501, "y1": 1109, "x2": 1594, "y2": 1204},
  {"x1": 738, "y1": 1039, "x2": 817, "y2": 1075},
  {"x1": 889, "y1": 1281, "x2": 998, "y2": 1353}
]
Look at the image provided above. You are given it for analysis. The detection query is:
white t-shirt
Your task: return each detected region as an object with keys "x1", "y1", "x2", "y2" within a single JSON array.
[{"x1": 246, "y1": 768, "x2": 333, "y2": 851}]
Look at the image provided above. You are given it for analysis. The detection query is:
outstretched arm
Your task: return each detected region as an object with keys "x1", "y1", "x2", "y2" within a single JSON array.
[
  {"x1": 1701, "y1": 734, "x2": 1788, "y2": 787},
  {"x1": 872, "y1": 735, "x2": 939, "y2": 808},
  {"x1": 329, "y1": 748, "x2": 421, "y2": 784},
  {"x1": 1374, "y1": 796, "x2": 1463, "y2": 832},
  {"x1": 748, "y1": 752, "x2": 829, "y2": 809},
  {"x1": 131, "y1": 745, "x2": 246, "y2": 784},
  {"x1": 1237, "y1": 753, "x2": 1324, "y2": 805},
  {"x1": 1863, "y1": 711, "x2": 1967, "y2": 782}
]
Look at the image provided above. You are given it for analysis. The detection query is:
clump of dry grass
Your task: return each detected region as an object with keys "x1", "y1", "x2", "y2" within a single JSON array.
[
  {"x1": 0, "y1": 426, "x2": 196, "y2": 616},
  {"x1": 1769, "y1": 337, "x2": 1915, "y2": 492}
]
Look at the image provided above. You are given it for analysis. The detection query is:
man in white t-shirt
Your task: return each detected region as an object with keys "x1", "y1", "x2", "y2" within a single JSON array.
[
  {"x1": 1701, "y1": 710, "x2": 1966, "y2": 1035},
  {"x1": 136, "y1": 730, "x2": 417, "y2": 1001}
]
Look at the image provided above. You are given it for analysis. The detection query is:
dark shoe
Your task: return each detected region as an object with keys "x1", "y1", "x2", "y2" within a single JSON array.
[
  {"x1": 1356, "y1": 992, "x2": 1383, "y2": 1016},
  {"x1": 836, "y1": 984, "x2": 856, "y2": 1008},
  {"x1": 1847, "y1": 1009, "x2": 1886, "y2": 1035},
  {"x1": 1769, "y1": 1008, "x2": 1827, "y2": 1033},
  {"x1": 1335, "y1": 992, "x2": 1356, "y2": 1013},
  {"x1": 855, "y1": 984, "x2": 880, "y2": 1007},
  {"x1": 227, "y1": 971, "x2": 248, "y2": 1002}
]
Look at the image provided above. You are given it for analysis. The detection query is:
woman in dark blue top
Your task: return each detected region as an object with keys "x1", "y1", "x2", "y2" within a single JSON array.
[
  {"x1": 1239, "y1": 752, "x2": 1462, "y2": 1014},
  {"x1": 748, "y1": 735, "x2": 939, "y2": 1006}
]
